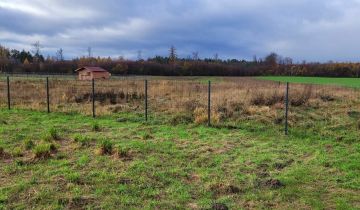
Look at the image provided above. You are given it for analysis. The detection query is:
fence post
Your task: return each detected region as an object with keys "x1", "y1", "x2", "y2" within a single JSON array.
[
  {"x1": 145, "y1": 79, "x2": 148, "y2": 121},
  {"x1": 208, "y1": 80, "x2": 211, "y2": 126},
  {"x1": 92, "y1": 79, "x2": 95, "y2": 118},
  {"x1": 46, "y1": 77, "x2": 50, "y2": 113},
  {"x1": 7, "y1": 76, "x2": 10, "y2": 110},
  {"x1": 125, "y1": 77, "x2": 129, "y2": 103},
  {"x1": 285, "y1": 82, "x2": 289, "y2": 135}
]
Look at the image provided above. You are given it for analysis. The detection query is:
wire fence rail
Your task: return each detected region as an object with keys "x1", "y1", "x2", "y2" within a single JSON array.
[{"x1": 1, "y1": 75, "x2": 359, "y2": 135}]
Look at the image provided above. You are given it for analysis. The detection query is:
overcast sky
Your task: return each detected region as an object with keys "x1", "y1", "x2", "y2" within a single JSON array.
[{"x1": 1, "y1": 0, "x2": 360, "y2": 62}]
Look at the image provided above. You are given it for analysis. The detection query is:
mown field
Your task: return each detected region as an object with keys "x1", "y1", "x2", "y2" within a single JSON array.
[
  {"x1": 0, "y1": 76, "x2": 359, "y2": 209},
  {"x1": 259, "y1": 76, "x2": 360, "y2": 88}
]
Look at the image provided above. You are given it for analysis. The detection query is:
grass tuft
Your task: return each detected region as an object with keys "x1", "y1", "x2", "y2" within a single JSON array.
[
  {"x1": 32, "y1": 143, "x2": 57, "y2": 159},
  {"x1": 49, "y1": 128, "x2": 60, "y2": 140},
  {"x1": 23, "y1": 139, "x2": 35, "y2": 150},
  {"x1": 65, "y1": 172, "x2": 81, "y2": 184},
  {"x1": 91, "y1": 122, "x2": 101, "y2": 132},
  {"x1": 42, "y1": 128, "x2": 61, "y2": 142},
  {"x1": 115, "y1": 146, "x2": 131, "y2": 159},
  {"x1": 11, "y1": 147, "x2": 23, "y2": 157},
  {"x1": 96, "y1": 139, "x2": 113, "y2": 155},
  {"x1": 0, "y1": 146, "x2": 9, "y2": 159},
  {"x1": 194, "y1": 107, "x2": 220, "y2": 124},
  {"x1": 73, "y1": 134, "x2": 92, "y2": 147}
]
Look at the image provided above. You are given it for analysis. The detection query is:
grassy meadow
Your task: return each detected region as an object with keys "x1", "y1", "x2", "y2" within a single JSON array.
[
  {"x1": 259, "y1": 76, "x2": 360, "y2": 88},
  {"x1": 0, "y1": 76, "x2": 359, "y2": 209}
]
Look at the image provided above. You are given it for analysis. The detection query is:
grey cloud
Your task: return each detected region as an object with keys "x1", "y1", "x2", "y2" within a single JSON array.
[{"x1": 0, "y1": 0, "x2": 360, "y2": 61}]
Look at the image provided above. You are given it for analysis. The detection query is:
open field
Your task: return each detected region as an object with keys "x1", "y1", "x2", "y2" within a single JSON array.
[
  {"x1": 0, "y1": 108, "x2": 359, "y2": 209},
  {"x1": 0, "y1": 76, "x2": 359, "y2": 209},
  {"x1": 259, "y1": 76, "x2": 360, "y2": 88}
]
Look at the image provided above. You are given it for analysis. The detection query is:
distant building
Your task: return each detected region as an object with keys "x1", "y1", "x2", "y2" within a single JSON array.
[{"x1": 75, "y1": 67, "x2": 111, "y2": 80}]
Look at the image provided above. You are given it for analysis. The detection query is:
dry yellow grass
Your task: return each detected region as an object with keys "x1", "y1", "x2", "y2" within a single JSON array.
[{"x1": 0, "y1": 76, "x2": 358, "y2": 124}]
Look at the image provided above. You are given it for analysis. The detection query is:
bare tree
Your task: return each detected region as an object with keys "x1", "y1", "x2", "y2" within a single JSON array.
[
  {"x1": 137, "y1": 50, "x2": 142, "y2": 61},
  {"x1": 31, "y1": 41, "x2": 42, "y2": 55},
  {"x1": 32, "y1": 41, "x2": 43, "y2": 63},
  {"x1": 0, "y1": 44, "x2": 10, "y2": 72},
  {"x1": 87, "y1": 47, "x2": 92, "y2": 58},
  {"x1": 283, "y1": 57, "x2": 293, "y2": 65},
  {"x1": 253, "y1": 55, "x2": 258, "y2": 63},
  {"x1": 192, "y1": 51, "x2": 199, "y2": 60},
  {"x1": 214, "y1": 53, "x2": 219, "y2": 62},
  {"x1": 56, "y1": 48, "x2": 64, "y2": 61}
]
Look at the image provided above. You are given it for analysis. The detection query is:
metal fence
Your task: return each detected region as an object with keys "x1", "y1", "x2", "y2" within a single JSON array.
[{"x1": 1, "y1": 75, "x2": 359, "y2": 135}]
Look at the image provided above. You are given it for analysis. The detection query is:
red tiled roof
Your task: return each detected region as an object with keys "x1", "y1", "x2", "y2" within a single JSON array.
[{"x1": 75, "y1": 67, "x2": 108, "y2": 72}]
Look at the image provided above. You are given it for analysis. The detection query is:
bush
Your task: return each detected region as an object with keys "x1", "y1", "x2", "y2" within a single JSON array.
[
  {"x1": 169, "y1": 113, "x2": 193, "y2": 125},
  {"x1": 251, "y1": 91, "x2": 284, "y2": 106},
  {"x1": 319, "y1": 93, "x2": 336, "y2": 102},
  {"x1": 291, "y1": 85, "x2": 312, "y2": 106},
  {"x1": 250, "y1": 92, "x2": 266, "y2": 106}
]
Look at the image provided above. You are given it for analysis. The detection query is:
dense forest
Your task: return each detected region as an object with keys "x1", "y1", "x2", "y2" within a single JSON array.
[{"x1": 0, "y1": 44, "x2": 359, "y2": 77}]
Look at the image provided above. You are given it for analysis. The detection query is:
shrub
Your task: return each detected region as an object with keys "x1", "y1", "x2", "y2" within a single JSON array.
[
  {"x1": 267, "y1": 92, "x2": 285, "y2": 106},
  {"x1": 250, "y1": 92, "x2": 266, "y2": 106},
  {"x1": 96, "y1": 139, "x2": 113, "y2": 155},
  {"x1": 229, "y1": 101, "x2": 246, "y2": 112},
  {"x1": 183, "y1": 99, "x2": 201, "y2": 112},
  {"x1": 216, "y1": 105, "x2": 233, "y2": 119},
  {"x1": 319, "y1": 93, "x2": 336, "y2": 102},
  {"x1": 251, "y1": 91, "x2": 284, "y2": 106},
  {"x1": 169, "y1": 113, "x2": 193, "y2": 125},
  {"x1": 24, "y1": 139, "x2": 34, "y2": 150},
  {"x1": 291, "y1": 85, "x2": 313, "y2": 106}
]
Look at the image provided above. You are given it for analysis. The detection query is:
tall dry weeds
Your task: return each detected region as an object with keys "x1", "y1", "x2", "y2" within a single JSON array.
[{"x1": 0, "y1": 77, "x2": 358, "y2": 122}]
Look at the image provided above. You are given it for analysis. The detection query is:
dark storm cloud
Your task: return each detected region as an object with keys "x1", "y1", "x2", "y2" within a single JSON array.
[{"x1": 1, "y1": 0, "x2": 360, "y2": 61}]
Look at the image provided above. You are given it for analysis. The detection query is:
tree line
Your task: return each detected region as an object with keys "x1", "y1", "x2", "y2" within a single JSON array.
[{"x1": 0, "y1": 44, "x2": 359, "y2": 77}]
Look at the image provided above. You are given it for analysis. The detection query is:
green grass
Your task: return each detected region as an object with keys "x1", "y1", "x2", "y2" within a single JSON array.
[
  {"x1": 258, "y1": 76, "x2": 360, "y2": 88},
  {"x1": 0, "y1": 108, "x2": 359, "y2": 209}
]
